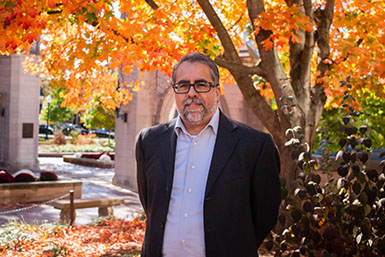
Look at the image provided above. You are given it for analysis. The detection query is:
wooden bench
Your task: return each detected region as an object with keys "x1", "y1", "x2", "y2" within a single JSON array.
[{"x1": 51, "y1": 197, "x2": 125, "y2": 224}]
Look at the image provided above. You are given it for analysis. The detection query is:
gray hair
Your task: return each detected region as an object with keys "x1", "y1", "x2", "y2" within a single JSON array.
[{"x1": 171, "y1": 53, "x2": 219, "y2": 85}]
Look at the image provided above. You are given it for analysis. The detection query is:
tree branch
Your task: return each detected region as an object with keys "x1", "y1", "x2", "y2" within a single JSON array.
[
  {"x1": 227, "y1": 68, "x2": 283, "y2": 138},
  {"x1": 144, "y1": 0, "x2": 159, "y2": 10},
  {"x1": 229, "y1": 13, "x2": 244, "y2": 31},
  {"x1": 288, "y1": 0, "x2": 314, "y2": 111},
  {"x1": 305, "y1": 0, "x2": 334, "y2": 144},
  {"x1": 196, "y1": 0, "x2": 240, "y2": 62},
  {"x1": 247, "y1": 0, "x2": 295, "y2": 131},
  {"x1": 215, "y1": 56, "x2": 265, "y2": 77},
  {"x1": 314, "y1": 0, "x2": 334, "y2": 79}
]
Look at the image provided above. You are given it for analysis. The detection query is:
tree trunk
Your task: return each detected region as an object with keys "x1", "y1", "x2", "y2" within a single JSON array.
[
  {"x1": 277, "y1": 144, "x2": 298, "y2": 188},
  {"x1": 196, "y1": 0, "x2": 334, "y2": 183}
]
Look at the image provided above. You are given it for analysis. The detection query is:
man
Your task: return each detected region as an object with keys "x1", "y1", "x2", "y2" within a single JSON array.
[{"x1": 136, "y1": 53, "x2": 281, "y2": 257}]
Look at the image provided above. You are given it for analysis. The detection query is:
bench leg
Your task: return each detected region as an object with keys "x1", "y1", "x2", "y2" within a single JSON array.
[
  {"x1": 99, "y1": 206, "x2": 114, "y2": 217},
  {"x1": 60, "y1": 209, "x2": 76, "y2": 224}
]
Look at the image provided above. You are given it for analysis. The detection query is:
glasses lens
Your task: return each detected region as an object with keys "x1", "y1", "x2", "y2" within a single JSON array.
[
  {"x1": 194, "y1": 82, "x2": 211, "y2": 92},
  {"x1": 175, "y1": 83, "x2": 190, "y2": 93}
]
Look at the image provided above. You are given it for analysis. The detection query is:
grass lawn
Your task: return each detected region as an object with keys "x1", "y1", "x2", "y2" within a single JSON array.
[{"x1": 38, "y1": 136, "x2": 115, "y2": 153}]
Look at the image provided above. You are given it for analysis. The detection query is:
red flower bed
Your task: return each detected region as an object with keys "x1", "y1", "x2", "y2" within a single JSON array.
[
  {"x1": 14, "y1": 172, "x2": 36, "y2": 182},
  {"x1": 0, "y1": 170, "x2": 14, "y2": 183},
  {"x1": 40, "y1": 171, "x2": 58, "y2": 181},
  {"x1": 0, "y1": 170, "x2": 59, "y2": 183},
  {"x1": 81, "y1": 153, "x2": 115, "y2": 160}
]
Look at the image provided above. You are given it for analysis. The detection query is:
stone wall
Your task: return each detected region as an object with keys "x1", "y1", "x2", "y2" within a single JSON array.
[{"x1": 0, "y1": 55, "x2": 40, "y2": 170}]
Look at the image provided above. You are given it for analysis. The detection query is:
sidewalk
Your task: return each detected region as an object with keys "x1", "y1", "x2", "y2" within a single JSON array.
[{"x1": 0, "y1": 157, "x2": 143, "y2": 226}]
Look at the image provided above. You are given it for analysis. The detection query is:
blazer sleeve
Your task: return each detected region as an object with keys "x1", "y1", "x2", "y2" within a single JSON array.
[
  {"x1": 135, "y1": 130, "x2": 148, "y2": 214},
  {"x1": 252, "y1": 134, "x2": 282, "y2": 248}
]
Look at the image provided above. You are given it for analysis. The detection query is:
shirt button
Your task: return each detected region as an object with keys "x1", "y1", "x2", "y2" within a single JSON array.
[
  {"x1": 184, "y1": 213, "x2": 188, "y2": 218},
  {"x1": 193, "y1": 142, "x2": 197, "y2": 146},
  {"x1": 191, "y1": 165, "x2": 195, "y2": 169},
  {"x1": 181, "y1": 239, "x2": 186, "y2": 244},
  {"x1": 187, "y1": 188, "x2": 192, "y2": 193}
]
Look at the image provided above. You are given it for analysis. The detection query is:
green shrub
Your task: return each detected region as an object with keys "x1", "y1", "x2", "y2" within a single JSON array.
[
  {"x1": 268, "y1": 77, "x2": 385, "y2": 256},
  {"x1": 314, "y1": 89, "x2": 385, "y2": 152}
]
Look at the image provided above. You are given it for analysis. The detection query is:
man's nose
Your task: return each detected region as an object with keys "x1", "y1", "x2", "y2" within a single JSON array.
[{"x1": 186, "y1": 84, "x2": 199, "y2": 97}]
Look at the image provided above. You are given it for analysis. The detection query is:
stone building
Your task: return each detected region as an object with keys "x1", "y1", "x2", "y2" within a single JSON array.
[{"x1": 0, "y1": 55, "x2": 40, "y2": 170}]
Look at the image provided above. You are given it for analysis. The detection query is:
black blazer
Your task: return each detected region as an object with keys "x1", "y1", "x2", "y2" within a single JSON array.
[{"x1": 136, "y1": 111, "x2": 281, "y2": 257}]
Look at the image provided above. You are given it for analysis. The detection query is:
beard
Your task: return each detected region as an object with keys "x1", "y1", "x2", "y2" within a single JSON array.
[{"x1": 181, "y1": 97, "x2": 217, "y2": 124}]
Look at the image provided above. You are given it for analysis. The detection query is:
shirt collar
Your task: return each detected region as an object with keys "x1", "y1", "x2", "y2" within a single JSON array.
[{"x1": 175, "y1": 108, "x2": 220, "y2": 137}]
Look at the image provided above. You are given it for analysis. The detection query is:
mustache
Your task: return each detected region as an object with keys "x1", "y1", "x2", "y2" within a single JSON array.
[{"x1": 182, "y1": 98, "x2": 206, "y2": 108}]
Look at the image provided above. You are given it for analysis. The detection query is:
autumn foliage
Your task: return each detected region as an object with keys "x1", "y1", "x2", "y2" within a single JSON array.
[
  {"x1": 0, "y1": 217, "x2": 145, "y2": 257},
  {"x1": 1, "y1": 0, "x2": 383, "y2": 111},
  {"x1": 0, "y1": 0, "x2": 385, "y2": 109},
  {"x1": 1, "y1": 0, "x2": 385, "y2": 181},
  {"x1": 0, "y1": 0, "x2": 383, "y2": 130}
]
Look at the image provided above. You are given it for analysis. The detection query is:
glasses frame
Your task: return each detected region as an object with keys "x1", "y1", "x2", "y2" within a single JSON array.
[{"x1": 172, "y1": 81, "x2": 219, "y2": 94}]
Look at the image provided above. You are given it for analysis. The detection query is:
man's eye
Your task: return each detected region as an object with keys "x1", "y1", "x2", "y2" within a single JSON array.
[
  {"x1": 178, "y1": 83, "x2": 189, "y2": 89},
  {"x1": 195, "y1": 83, "x2": 209, "y2": 90}
]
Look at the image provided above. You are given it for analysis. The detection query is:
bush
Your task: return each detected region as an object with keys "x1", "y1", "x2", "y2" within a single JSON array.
[
  {"x1": 0, "y1": 170, "x2": 14, "y2": 183},
  {"x1": 40, "y1": 171, "x2": 58, "y2": 181},
  {"x1": 52, "y1": 130, "x2": 66, "y2": 145},
  {"x1": 268, "y1": 78, "x2": 385, "y2": 256},
  {"x1": 71, "y1": 134, "x2": 96, "y2": 145},
  {"x1": 14, "y1": 169, "x2": 37, "y2": 182},
  {"x1": 314, "y1": 90, "x2": 385, "y2": 152}
]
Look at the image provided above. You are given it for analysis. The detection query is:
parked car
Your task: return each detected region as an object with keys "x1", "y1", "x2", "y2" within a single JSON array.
[
  {"x1": 39, "y1": 124, "x2": 55, "y2": 135},
  {"x1": 56, "y1": 123, "x2": 88, "y2": 135},
  {"x1": 89, "y1": 128, "x2": 115, "y2": 139}
]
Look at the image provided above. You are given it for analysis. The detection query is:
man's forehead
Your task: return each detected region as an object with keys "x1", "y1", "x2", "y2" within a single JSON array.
[
  {"x1": 175, "y1": 62, "x2": 211, "y2": 79},
  {"x1": 176, "y1": 79, "x2": 209, "y2": 83}
]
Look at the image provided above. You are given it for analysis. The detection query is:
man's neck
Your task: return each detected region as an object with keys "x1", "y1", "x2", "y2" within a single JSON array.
[{"x1": 183, "y1": 120, "x2": 210, "y2": 135}]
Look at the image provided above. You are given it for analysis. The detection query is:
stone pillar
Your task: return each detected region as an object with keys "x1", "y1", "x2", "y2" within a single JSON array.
[
  {"x1": 113, "y1": 69, "x2": 157, "y2": 190},
  {"x1": 0, "y1": 55, "x2": 40, "y2": 170}
]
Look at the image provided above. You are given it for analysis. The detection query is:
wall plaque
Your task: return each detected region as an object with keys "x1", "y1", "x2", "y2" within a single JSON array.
[{"x1": 22, "y1": 123, "x2": 34, "y2": 138}]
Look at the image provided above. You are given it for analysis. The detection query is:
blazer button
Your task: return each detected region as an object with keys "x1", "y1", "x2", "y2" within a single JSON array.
[
  {"x1": 160, "y1": 222, "x2": 165, "y2": 228},
  {"x1": 205, "y1": 197, "x2": 210, "y2": 201}
]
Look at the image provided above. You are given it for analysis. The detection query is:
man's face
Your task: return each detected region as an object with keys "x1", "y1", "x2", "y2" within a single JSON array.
[{"x1": 174, "y1": 61, "x2": 220, "y2": 129}]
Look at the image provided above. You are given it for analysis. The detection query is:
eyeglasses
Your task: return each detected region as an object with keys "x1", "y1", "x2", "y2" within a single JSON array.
[{"x1": 172, "y1": 81, "x2": 218, "y2": 94}]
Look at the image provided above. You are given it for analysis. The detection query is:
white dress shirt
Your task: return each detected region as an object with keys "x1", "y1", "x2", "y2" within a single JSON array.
[{"x1": 162, "y1": 109, "x2": 220, "y2": 257}]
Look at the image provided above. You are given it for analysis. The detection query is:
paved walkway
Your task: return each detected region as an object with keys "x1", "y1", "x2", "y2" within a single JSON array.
[{"x1": 0, "y1": 157, "x2": 143, "y2": 226}]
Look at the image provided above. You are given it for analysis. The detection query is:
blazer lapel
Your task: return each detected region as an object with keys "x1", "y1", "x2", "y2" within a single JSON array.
[
  {"x1": 160, "y1": 119, "x2": 177, "y2": 194},
  {"x1": 205, "y1": 112, "x2": 239, "y2": 197}
]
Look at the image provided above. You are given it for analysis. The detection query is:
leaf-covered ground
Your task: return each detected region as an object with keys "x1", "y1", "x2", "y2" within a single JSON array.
[{"x1": 0, "y1": 217, "x2": 144, "y2": 257}]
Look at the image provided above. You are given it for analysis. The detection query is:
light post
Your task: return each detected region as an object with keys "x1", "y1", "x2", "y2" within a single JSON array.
[{"x1": 45, "y1": 95, "x2": 52, "y2": 140}]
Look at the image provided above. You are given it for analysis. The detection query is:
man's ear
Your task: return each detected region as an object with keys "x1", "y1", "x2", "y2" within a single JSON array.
[{"x1": 215, "y1": 86, "x2": 221, "y2": 103}]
